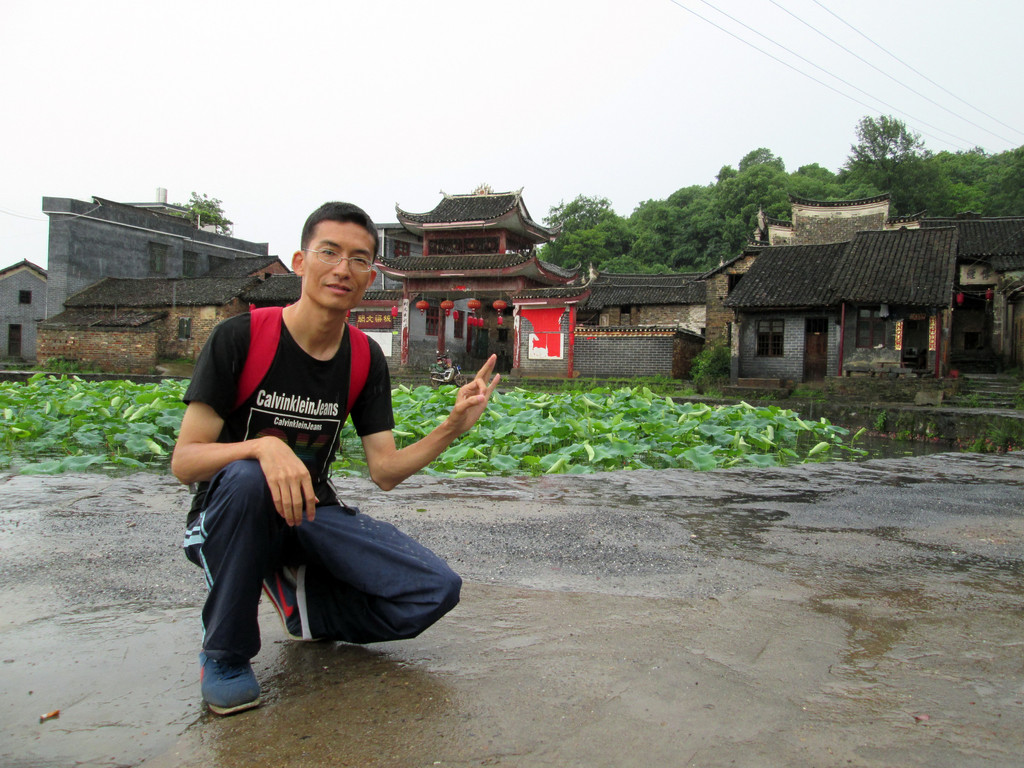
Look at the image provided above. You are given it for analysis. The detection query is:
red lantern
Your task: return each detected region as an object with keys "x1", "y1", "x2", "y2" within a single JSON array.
[
  {"x1": 956, "y1": 292, "x2": 964, "y2": 306},
  {"x1": 492, "y1": 299, "x2": 508, "y2": 312},
  {"x1": 390, "y1": 305, "x2": 399, "y2": 318},
  {"x1": 497, "y1": 315, "x2": 504, "y2": 326},
  {"x1": 453, "y1": 309, "x2": 460, "y2": 322},
  {"x1": 467, "y1": 298, "x2": 482, "y2": 314},
  {"x1": 985, "y1": 287, "x2": 994, "y2": 301},
  {"x1": 440, "y1": 299, "x2": 454, "y2": 317},
  {"x1": 415, "y1": 299, "x2": 429, "y2": 314}
]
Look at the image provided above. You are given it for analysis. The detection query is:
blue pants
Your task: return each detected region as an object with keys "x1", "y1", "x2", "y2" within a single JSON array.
[{"x1": 183, "y1": 460, "x2": 461, "y2": 665}]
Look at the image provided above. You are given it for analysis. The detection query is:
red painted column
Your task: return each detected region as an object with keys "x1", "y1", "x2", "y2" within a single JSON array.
[{"x1": 567, "y1": 304, "x2": 576, "y2": 379}]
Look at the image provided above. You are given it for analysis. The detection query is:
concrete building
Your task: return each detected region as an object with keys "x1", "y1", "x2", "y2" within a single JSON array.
[{"x1": 42, "y1": 194, "x2": 270, "y2": 323}]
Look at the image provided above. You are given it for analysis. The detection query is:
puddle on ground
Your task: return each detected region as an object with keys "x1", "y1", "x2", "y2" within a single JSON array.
[{"x1": 2, "y1": 454, "x2": 1023, "y2": 767}]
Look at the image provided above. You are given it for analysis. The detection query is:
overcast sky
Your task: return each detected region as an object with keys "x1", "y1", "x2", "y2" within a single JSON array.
[{"x1": 2, "y1": 0, "x2": 1022, "y2": 269}]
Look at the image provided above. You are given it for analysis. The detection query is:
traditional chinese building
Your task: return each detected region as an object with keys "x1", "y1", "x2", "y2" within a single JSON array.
[{"x1": 377, "y1": 187, "x2": 593, "y2": 376}]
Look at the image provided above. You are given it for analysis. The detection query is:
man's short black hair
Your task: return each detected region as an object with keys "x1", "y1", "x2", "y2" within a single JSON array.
[{"x1": 301, "y1": 202, "x2": 379, "y2": 254}]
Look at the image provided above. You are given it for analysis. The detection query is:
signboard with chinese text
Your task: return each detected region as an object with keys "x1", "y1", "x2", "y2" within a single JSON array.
[{"x1": 349, "y1": 310, "x2": 394, "y2": 330}]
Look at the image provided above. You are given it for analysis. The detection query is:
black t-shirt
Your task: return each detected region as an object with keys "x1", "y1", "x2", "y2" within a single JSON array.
[{"x1": 183, "y1": 313, "x2": 395, "y2": 524}]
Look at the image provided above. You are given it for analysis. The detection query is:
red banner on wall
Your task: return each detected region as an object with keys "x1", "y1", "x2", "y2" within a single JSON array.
[{"x1": 521, "y1": 307, "x2": 565, "y2": 360}]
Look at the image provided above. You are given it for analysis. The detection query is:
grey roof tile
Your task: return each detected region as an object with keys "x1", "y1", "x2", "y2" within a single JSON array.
[
  {"x1": 834, "y1": 227, "x2": 957, "y2": 305},
  {"x1": 725, "y1": 243, "x2": 847, "y2": 308},
  {"x1": 64, "y1": 276, "x2": 257, "y2": 307}
]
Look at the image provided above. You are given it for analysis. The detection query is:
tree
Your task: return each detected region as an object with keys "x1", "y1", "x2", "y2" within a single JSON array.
[
  {"x1": 986, "y1": 146, "x2": 1024, "y2": 215},
  {"x1": 176, "y1": 192, "x2": 233, "y2": 235},
  {"x1": 788, "y1": 163, "x2": 846, "y2": 201},
  {"x1": 738, "y1": 148, "x2": 786, "y2": 174},
  {"x1": 541, "y1": 195, "x2": 634, "y2": 269},
  {"x1": 840, "y1": 115, "x2": 940, "y2": 214}
]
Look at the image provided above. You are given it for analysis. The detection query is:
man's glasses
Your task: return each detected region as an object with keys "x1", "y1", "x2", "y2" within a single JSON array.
[{"x1": 304, "y1": 248, "x2": 374, "y2": 273}]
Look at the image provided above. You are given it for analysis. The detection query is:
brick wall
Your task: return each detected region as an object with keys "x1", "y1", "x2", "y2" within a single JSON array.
[
  {"x1": 573, "y1": 328, "x2": 676, "y2": 378},
  {"x1": 37, "y1": 327, "x2": 159, "y2": 374},
  {"x1": 518, "y1": 312, "x2": 571, "y2": 378},
  {"x1": 791, "y1": 202, "x2": 889, "y2": 245},
  {"x1": 0, "y1": 268, "x2": 46, "y2": 360},
  {"x1": 737, "y1": 312, "x2": 840, "y2": 382},
  {"x1": 706, "y1": 254, "x2": 756, "y2": 345},
  {"x1": 160, "y1": 300, "x2": 248, "y2": 361}
]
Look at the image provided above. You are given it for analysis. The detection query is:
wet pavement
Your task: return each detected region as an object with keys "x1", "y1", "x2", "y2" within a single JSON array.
[{"x1": 1, "y1": 452, "x2": 1022, "y2": 767}]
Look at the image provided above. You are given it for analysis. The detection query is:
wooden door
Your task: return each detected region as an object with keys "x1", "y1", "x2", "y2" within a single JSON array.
[
  {"x1": 7, "y1": 324, "x2": 21, "y2": 358},
  {"x1": 803, "y1": 318, "x2": 828, "y2": 381}
]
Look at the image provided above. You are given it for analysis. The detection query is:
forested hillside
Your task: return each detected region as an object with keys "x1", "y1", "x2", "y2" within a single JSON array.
[{"x1": 540, "y1": 115, "x2": 1024, "y2": 274}]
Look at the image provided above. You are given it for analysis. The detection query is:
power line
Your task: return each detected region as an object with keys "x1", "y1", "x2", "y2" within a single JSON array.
[
  {"x1": 811, "y1": 0, "x2": 1024, "y2": 143},
  {"x1": 0, "y1": 205, "x2": 47, "y2": 222},
  {"x1": 666, "y1": 0, "x2": 968, "y2": 152},
  {"x1": 770, "y1": 0, "x2": 1018, "y2": 147}
]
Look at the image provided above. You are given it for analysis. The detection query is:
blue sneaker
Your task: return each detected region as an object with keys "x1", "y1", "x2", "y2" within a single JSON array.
[
  {"x1": 199, "y1": 652, "x2": 260, "y2": 715},
  {"x1": 263, "y1": 566, "x2": 320, "y2": 641}
]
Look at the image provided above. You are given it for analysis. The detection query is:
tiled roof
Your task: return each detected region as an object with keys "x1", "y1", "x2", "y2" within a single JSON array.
[
  {"x1": 832, "y1": 227, "x2": 958, "y2": 306},
  {"x1": 398, "y1": 192, "x2": 522, "y2": 224},
  {"x1": 241, "y1": 277, "x2": 404, "y2": 306},
  {"x1": 376, "y1": 251, "x2": 579, "y2": 283},
  {"x1": 64, "y1": 276, "x2": 257, "y2": 307},
  {"x1": 380, "y1": 252, "x2": 532, "y2": 271},
  {"x1": 581, "y1": 273, "x2": 705, "y2": 309},
  {"x1": 789, "y1": 193, "x2": 890, "y2": 207},
  {"x1": 990, "y1": 253, "x2": 1024, "y2": 271},
  {"x1": 40, "y1": 308, "x2": 166, "y2": 329},
  {"x1": 919, "y1": 216, "x2": 1024, "y2": 256},
  {"x1": 725, "y1": 243, "x2": 848, "y2": 309},
  {"x1": 395, "y1": 189, "x2": 559, "y2": 242},
  {"x1": 726, "y1": 228, "x2": 958, "y2": 309},
  {"x1": 362, "y1": 290, "x2": 404, "y2": 303},
  {"x1": 697, "y1": 251, "x2": 754, "y2": 280},
  {"x1": 512, "y1": 286, "x2": 593, "y2": 300},
  {"x1": 887, "y1": 211, "x2": 926, "y2": 226},
  {"x1": 243, "y1": 274, "x2": 300, "y2": 303},
  {"x1": 206, "y1": 256, "x2": 285, "y2": 278},
  {"x1": 0, "y1": 259, "x2": 47, "y2": 279}
]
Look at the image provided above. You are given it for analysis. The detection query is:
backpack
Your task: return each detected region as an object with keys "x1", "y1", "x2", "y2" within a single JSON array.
[{"x1": 232, "y1": 306, "x2": 371, "y2": 418}]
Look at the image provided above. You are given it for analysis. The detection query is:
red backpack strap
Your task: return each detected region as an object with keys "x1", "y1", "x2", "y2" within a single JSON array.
[
  {"x1": 345, "y1": 324, "x2": 371, "y2": 418},
  {"x1": 233, "y1": 306, "x2": 284, "y2": 410}
]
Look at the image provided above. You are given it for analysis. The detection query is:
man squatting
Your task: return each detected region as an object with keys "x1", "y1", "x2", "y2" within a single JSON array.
[{"x1": 172, "y1": 202, "x2": 499, "y2": 715}]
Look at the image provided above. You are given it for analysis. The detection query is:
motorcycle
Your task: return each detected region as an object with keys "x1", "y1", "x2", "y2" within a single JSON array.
[{"x1": 429, "y1": 353, "x2": 467, "y2": 388}]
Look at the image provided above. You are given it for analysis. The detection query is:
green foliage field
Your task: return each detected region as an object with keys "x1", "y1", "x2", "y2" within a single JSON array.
[
  {"x1": 0, "y1": 377, "x2": 866, "y2": 477},
  {"x1": 332, "y1": 384, "x2": 866, "y2": 477},
  {"x1": 0, "y1": 375, "x2": 187, "y2": 474}
]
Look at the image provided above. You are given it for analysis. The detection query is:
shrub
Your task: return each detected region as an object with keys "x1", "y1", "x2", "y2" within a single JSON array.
[{"x1": 690, "y1": 344, "x2": 730, "y2": 388}]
